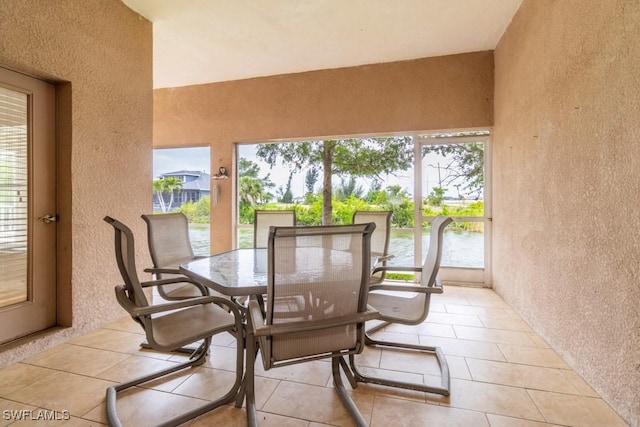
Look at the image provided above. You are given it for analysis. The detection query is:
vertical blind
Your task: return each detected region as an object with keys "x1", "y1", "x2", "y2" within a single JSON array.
[{"x1": 0, "y1": 85, "x2": 28, "y2": 306}]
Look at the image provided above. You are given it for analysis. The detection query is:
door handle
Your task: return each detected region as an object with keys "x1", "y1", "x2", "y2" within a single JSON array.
[{"x1": 39, "y1": 214, "x2": 58, "y2": 224}]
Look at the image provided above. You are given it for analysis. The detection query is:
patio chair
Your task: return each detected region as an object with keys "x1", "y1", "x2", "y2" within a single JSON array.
[
  {"x1": 141, "y1": 212, "x2": 224, "y2": 352},
  {"x1": 353, "y1": 210, "x2": 393, "y2": 284},
  {"x1": 253, "y1": 209, "x2": 296, "y2": 248},
  {"x1": 346, "y1": 215, "x2": 453, "y2": 396},
  {"x1": 141, "y1": 213, "x2": 209, "y2": 300},
  {"x1": 245, "y1": 223, "x2": 380, "y2": 427},
  {"x1": 103, "y1": 216, "x2": 244, "y2": 427}
]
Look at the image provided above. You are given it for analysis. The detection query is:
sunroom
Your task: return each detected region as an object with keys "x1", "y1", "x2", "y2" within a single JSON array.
[{"x1": 0, "y1": 1, "x2": 638, "y2": 426}]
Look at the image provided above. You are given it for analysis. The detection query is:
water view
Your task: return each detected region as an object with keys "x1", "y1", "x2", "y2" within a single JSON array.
[
  {"x1": 159, "y1": 137, "x2": 488, "y2": 270},
  {"x1": 189, "y1": 224, "x2": 483, "y2": 268}
]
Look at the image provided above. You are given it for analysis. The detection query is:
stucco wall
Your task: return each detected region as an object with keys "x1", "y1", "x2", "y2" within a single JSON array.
[
  {"x1": 0, "y1": 1, "x2": 152, "y2": 365},
  {"x1": 154, "y1": 52, "x2": 494, "y2": 253},
  {"x1": 493, "y1": 0, "x2": 640, "y2": 424}
]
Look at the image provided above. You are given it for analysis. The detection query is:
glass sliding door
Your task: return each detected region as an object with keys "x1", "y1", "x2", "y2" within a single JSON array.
[{"x1": 415, "y1": 131, "x2": 491, "y2": 285}]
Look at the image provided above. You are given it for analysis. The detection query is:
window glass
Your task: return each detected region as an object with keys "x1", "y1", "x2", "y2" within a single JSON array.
[{"x1": 153, "y1": 146, "x2": 210, "y2": 255}]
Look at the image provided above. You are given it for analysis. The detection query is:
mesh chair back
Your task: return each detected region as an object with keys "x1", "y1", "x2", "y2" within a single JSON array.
[
  {"x1": 141, "y1": 213, "x2": 195, "y2": 272},
  {"x1": 366, "y1": 215, "x2": 452, "y2": 325},
  {"x1": 421, "y1": 216, "x2": 453, "y2": 287},
  {"x1": 354, "y1": 211, "x2": 392, "y2": 284},
  {"x1": 104, "y1": 216, "x2": 149, "y2": 309},
  {"x1": 266, "y1": 223, "x2": 375, "y2": 362},
  {"x1": 353, "y1": 211, "x2": 391, "y2": 257},
  {"x1": 254, "y1": 210, "x2": 296, "y2": 248}
]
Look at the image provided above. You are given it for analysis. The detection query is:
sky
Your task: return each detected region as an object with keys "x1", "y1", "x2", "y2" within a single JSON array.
[
  {"x1": 153, "y1": 145, "x2": 415, "y2": 198},
  {"x1": 153, "y1": 147, "x2": 211, "y2": 177},
  {"x1": 153, "y1": 144, "x2": 474, "y2": 199},
  {"x1": 237, "y1": 145, "x2": 416, "y2": 198}
]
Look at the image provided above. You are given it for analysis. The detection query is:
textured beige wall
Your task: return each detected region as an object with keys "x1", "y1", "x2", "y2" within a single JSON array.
[
  {"x1": 0, "y1": 1, "x2": 152, "y2": 365},
  {"x1": 154, "y1": 52, "x2": 494, "y2": 253},
  {"x1": 493, "y1": 0, "x2": 640, "y2": 424}
]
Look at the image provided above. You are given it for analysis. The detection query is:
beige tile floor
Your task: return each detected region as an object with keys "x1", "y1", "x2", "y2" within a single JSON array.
[{"x1": 0, "y1": 286, "x2": 629, "y2": 426}]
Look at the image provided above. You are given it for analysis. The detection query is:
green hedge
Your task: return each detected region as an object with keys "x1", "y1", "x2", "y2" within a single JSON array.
[{"x1": 181, "y1": 193, "x2": 484, "y2": 232}]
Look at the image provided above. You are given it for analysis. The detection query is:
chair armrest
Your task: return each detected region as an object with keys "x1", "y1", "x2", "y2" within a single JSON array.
[
  {"x1": 144, "y1": 267, "x2": 180, "y2": 275},
  {"x1": 139, "y1": 277, "x2": 197, "y2": 287},
  {"x1": 115, "y1": 285, "x2": 232, "y2": 316},
  {"x1": 369, "y1": 277, "x2": 443, "y2": 294},
  {"x1": 248, "y1": 300, "x2": 379, "y2": 337},
  {"x1": 139, "y1": 277, "x2": 209, "y2": 296},
  {"x1": 375, "y1": 254, "x2": 395, "y2": 263},
  {"x1": 371, "y1": 265, "x2": 422, "y2": 275}
]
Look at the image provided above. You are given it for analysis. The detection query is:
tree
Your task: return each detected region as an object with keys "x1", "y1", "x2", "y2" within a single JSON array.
[
  {"x1": 256, "y1": 137, "x2": 413, "y2": 224},
  {"x1": 363, "y1": 185, "x2": 414, "y2": 227},
  {"x1": 277, "y1": 172, "x2": 294, "y2": 203},
  {"x1": 423, "y1": 143, "x2": 484, "y2": 198},
  {"x1": 238, "y1": 158, "x2": 274, "y2": 205},
  {"x1": 383, "y1": 185, "x2": 414, "y2": 228},
  {"x1": 334, "y1": 176, "x2": 364, "y2": 201},
  {"x1": 304, "y1": 167, "x2": 319, "y2": 195},
  {"x1": 153, "y1": 176, "x2": 183, "y2": 213},
  {"x1": 427, "y1": 187, "x2": 445, "y2": 206},
  {"x1": 239, "y1": 176, "x2": 263, "y2": 205},
  {"x1": 238, "y1": 158, "x2": 260, "y2": 178},
  {"x1": 177, "y1": 196, "x2": 210, "y2": 222}
]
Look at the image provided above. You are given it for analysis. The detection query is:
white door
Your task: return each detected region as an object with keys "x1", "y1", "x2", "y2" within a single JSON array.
[
  {"x1": 415, "y1": 132, "x2": 491, "y2": 285},
  {"x1": 0, "y1": 67, "x2": 57, "y2": 344}
]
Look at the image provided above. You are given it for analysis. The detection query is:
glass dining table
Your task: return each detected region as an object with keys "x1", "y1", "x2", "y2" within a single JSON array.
[
  {"x1": 179, "y1": 248, "x2": 380, "y2": 299},
  {"x1": 179, "y1": 246, "x2": 382, "y2": 422},
  {"x1": 180, "y1": 248, "x2": 269, "y2": 298}
]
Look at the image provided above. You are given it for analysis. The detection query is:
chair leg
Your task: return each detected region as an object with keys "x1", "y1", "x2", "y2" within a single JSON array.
[
  {"x1": 245, "y1": 349, "x2": 368, "y2": 426},
  {"x1": 139, "y1": 340, "x2": 202, "y2": 354},
  {"x1": 107, "y1": 329, "x2": 245, "y2": 427},
  {"x1": 348, "y1": 331, "x2": 450, "y2": 396},
  {"x1": 332, "y1": 356, "x2": 368, "y2": 427},
  {"x1": 245, "y1": 330, "x2": 259, "y2": 427}
]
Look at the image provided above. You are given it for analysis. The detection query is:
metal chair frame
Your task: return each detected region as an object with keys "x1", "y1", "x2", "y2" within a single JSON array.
[
  {"x1": 346, "y1": 215, "x2": 453, "y2": 397},
  {"x1": 104, "y1": 216, "x2": 244, "y2": 427},
  {"x1": 244, "y1": 223, "x2": 379, "y2": 427}
]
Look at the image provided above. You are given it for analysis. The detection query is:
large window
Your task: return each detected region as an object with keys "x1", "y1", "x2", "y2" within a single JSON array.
[
  {"x1": 236, "y1": 131, "x2": 491, "y2": 285},
  {"x1": 153, "y1": 146, "x2": 211, "y2": 255},
  {"x1": 236, "y1": 138, "x2": 414, "y2": 247}
]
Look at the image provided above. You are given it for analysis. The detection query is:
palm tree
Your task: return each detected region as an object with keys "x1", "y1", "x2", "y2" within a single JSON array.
[
  {"x1": 239, "y1": 176, "x2": 264, "y2": 205},
  {"x1": 238, "y1": 158, "x2": 276, "y2": 205},
  {"x1": 153, "y1": 176, "x2": 183, "y2": 213}
]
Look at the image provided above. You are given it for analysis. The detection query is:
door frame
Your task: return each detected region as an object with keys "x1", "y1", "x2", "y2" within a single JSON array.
[
  {"x1": 413, "y1": 130, "x2": 492, "y2": 286},
  {"x1": 0, "y1": 67, "x2": 57, "y2": 344}
]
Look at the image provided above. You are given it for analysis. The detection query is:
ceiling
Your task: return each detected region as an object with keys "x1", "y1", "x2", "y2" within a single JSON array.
[{"x1": 122, "y1": 0, "x2": 523, "y2": 89}]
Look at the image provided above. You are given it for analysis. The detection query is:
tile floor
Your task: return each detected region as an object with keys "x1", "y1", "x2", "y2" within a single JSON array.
[{"x1": 0, "y1": 286, "x2": 629, "y2": 426}]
